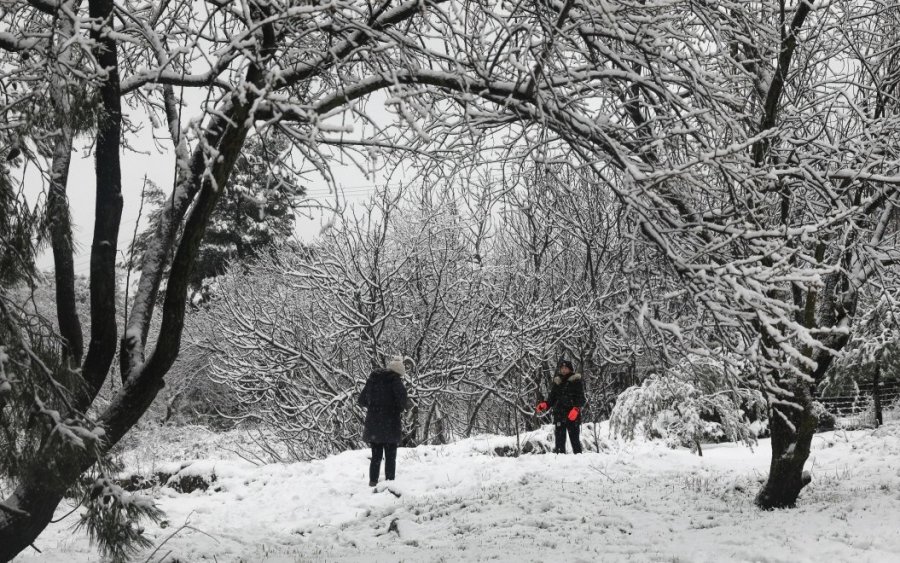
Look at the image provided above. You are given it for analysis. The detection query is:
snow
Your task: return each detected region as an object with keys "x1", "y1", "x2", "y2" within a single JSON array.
[{"x1": 14, "y1": 423, "x2": 900, "y2": 562}]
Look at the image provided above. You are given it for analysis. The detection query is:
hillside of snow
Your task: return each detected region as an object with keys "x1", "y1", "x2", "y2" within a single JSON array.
[{"x1": 14, "y1": 422, "x2": 900, "y2": 563}]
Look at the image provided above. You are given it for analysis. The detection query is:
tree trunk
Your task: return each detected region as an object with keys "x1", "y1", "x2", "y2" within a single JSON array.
[
  {"x1": 403, "y1": 405, "x2": 419, "y2": 447},
  {"x1": 421, "y1": 400, "x2": 435, "y2": 444},
  {"x1": 47, "y1": 120, "x2": 82, "y2": 367},
  {"x1": 0, "y1": 487, "x2": 63, "y2": 561},
  {"x1": 0, "y1": 95, "x2": 256, "y2": 563},
  {"x1": 755, "y1": 382, "x2": 818, "y2": 509},
  {"x1": 0, "y1": 439, "x2": 88, "y2": 561},
  {"x1": 434, "y1": 404, "x2": 448, "y2": 445},
  {"x1": 524, "y1": 364, "x2": 546, "y2": 432},
  {"x1": 874, "y1": 362, "x2": 883, "y2": 427},
  {"x1": 80, "y1": 0, "x2": 125, "y2": 398}
]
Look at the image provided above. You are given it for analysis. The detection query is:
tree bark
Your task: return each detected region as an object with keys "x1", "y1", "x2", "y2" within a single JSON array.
[
  {"x1": 0, "y1": 483, "x2": 65, "y2": 561},
  {"x1": 46, "y1": 0, "x2": 84, "y2": 368},
  {"x1": 874, "y1": 362, "x2": 882, "y2": 427},
  {"x1": 80, "y1": 0, "x2": 124, "y2": 399},
  {"x1": 755, "y1": 381, "x2": 818, "y2": 509},
  {"x1": 0, "y1": 431, "x2": 95, "y2": 561},
  {"x1": 47, "y1": 135, "x2": 83, "y2": 365}
]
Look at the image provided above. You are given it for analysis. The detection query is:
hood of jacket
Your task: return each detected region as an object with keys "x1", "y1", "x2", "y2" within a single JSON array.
[
  {"x1": 370, "y1": 368, "x2": 400, "y2": 379},
  {"x1": 553, "y1": 372, "x2": 582, "y2": 385}
]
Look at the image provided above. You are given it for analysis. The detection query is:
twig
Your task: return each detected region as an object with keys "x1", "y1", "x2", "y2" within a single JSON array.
[
  {"x1": 0, "y1": 500, "x2": 30, "y2": 516},
  {"x1": 142, "y1": 511, "x2": 216, "y2": 563},
  {"x1": 49, "y1": 487, "x2": 92, "y2": 524},
  {"x1": 49, "y1": 499, "x2": 82, "y2": 523},
  {"x1": 182, "y1": 525, "x2": 218, "y2": 541},
  {"x1": 588, "y1": 464, "x2": 617, "y2": 482},
  {"x1": 123, "y1": 175, "x2": 151, "y2": 328},
  {"x1": 220, "y1": 446, "x2": 263, "y2": 467},
  {"x1": 143, "y1": 527, "x2": 182, "y2": 563}
]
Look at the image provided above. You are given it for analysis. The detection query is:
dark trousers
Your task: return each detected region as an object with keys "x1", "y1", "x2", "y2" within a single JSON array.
[
  {"x1": 554, "y1": 420, "x2": 582, "y2": 454},
  {"x1": 370, "y1": 443, "x2": 398, "y2": 483}
]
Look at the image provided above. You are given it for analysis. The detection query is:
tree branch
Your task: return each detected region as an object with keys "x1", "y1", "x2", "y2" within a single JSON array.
[
  {"x1": 80, "y1": 0, "x2": 124, "y2": 398},
  {"x1": 751, "y1": 0, "x2": 813, "y2": 164}
]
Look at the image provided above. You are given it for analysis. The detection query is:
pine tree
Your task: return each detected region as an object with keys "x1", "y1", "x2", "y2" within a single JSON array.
[
  {"x1": 192, "y1": 133, "x2": 304, "y2": 289},
  {"x1": 131, "y1": 133, "x2": 304, "y2": 302}
]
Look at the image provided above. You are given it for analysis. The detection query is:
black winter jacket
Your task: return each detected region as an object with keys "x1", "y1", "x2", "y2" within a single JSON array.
[
  {"x1": 548, "y1": 372, "x2": 586, "y2": 422},
  {"x1": 358, "y1": 368, "x2": 409, "y2": 444}
]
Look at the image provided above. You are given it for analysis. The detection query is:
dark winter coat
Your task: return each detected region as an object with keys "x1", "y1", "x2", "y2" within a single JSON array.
[
  {"x1": 358, "y1": 368, "x2": 409, "y2": 444},
  {"x1": 548, "y1": 372, "x2": 586, "y2": 422}
]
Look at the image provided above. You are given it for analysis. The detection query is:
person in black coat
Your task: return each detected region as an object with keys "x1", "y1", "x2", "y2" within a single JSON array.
[
  {"x1": 358, "y1": 355, "x2": 409, "y2": 486},
  {"x1": 536, "y1": 360, "x2": 586, "y2": 454}
]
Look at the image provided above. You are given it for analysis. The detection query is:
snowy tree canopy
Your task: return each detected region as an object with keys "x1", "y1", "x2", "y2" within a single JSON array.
[{"x1": 5, "y1": 0, "x2": 900, "y2": 556}]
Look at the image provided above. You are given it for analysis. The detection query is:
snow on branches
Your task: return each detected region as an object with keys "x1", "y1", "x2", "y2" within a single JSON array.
[
  {"x1": 194, "y1": 178, "x2": 647, "y2": 456},
  {"x1": 74, "y1": 476, "x2": 163, "y2": 563},
  {"x1": 610, "y1": 354, "x2": 765, "y2": 455}
]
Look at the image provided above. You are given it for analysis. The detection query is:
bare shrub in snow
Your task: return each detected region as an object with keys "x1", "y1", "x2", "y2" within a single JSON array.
[{"x1": 200, "y1": 181, "x2": 649, "y2": 457}]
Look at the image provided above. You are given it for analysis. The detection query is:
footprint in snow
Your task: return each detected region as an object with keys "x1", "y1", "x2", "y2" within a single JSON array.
[{"x1": 374, "y1": 482, "x2": 403, "y2": 498}]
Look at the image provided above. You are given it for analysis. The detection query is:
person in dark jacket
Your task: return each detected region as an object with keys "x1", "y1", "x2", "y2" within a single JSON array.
[
  {"x1": 358, "y1": 355, "x2": 410, "y2": 486},
  {"x1": 536, "y1": 359, "x2": 586, "y2": 454}
]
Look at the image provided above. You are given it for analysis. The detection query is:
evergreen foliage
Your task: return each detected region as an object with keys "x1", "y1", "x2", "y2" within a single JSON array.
[
  {"x1": 74, "y1": 476, "x2": 163, "y2": 563},
  {"x1": 132, "y1": 133, "x2": 304, "y2": 300},
  {"x1": 0, "y1": 163, "x2": 43, "y2": 286}
]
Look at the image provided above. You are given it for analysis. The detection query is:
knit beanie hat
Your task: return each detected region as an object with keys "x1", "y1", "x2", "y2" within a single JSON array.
[{"x1": 386, "y1": 355, "x2": 407, "y2": 376}]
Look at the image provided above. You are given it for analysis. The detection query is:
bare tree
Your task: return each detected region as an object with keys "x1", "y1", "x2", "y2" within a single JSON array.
[{"x1": 203, "y1": 176, "x2": 643, "y2": 454}]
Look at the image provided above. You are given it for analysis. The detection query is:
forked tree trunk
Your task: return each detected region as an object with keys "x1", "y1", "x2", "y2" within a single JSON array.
[
  {"x1": 0, "y1": 91, "x2": 256, "y2": 563},
  {"x1": 755, "y1": 382, "x2": 819, "y2": 509},
  {"x1": 2, "y1": 1, "x2": 432, "y2": 557}
]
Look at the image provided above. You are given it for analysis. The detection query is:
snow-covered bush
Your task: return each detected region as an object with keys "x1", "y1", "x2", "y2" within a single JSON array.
[
  {"x1": 811, "y1": 401, "x2": 836, "y2": 432},
  {"x1": 819, "y1": 297, "x2": 900, "y2": 428},
  {"x1": 610, "y1": 354, "x2": 765, "y2": 455},
  {"x1": 823, "y1": 307, "x2": 900, "y2": 396}
]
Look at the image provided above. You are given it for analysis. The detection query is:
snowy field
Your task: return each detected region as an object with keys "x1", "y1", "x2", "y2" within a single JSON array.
[{"x1": 14, "y1": 422, "x2": 900, "y2": 563}]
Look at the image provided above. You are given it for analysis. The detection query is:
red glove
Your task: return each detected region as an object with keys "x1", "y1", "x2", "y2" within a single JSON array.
[
  {"x1": 536, "y1": 401, "x2": 549, "y2": 413},
  {"x1": 567, "y1": 407, "x2": 580, "y2": 421}
]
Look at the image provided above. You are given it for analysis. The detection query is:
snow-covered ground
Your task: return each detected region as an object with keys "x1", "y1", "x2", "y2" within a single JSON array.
[{"x1": 14, "y1": 422, "x2": 900, "y2": 563}]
